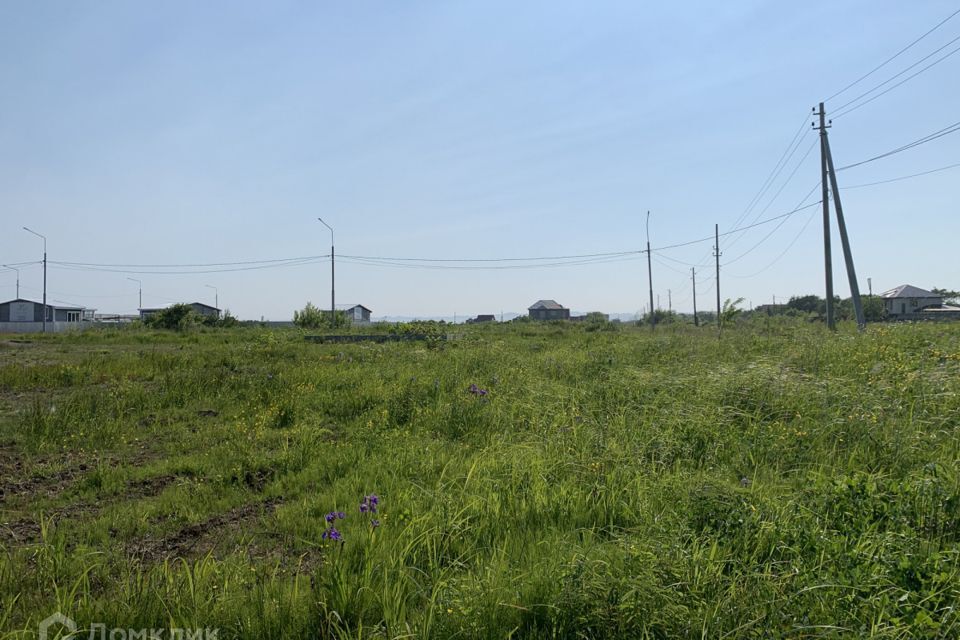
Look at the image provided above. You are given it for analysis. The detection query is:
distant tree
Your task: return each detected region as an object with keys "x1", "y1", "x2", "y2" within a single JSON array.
[
  {"x1": 720, "y1": 297, "x2": 745, "y2": 327},
  {"x1": 294, "y1": 302, "x2": 347, "y2": 329},
  {"x1": 931, "y1": 288, "x2": 960, "y2": 304},
  {"x1": 203, "y1": 309, "x2": 238, "y2": 328},
  {"x1": 861, "y1": 296, "x2": 886, "y2": 322},
  {"x1": 144, "y1": 304, "x2": 200, "y2": 331},
  {"x1": 787, "y1": 294, "x2": 824, "y2": 315},
  {"x1": 639, "y1": 309, "x2": 680, "y2": 326}
]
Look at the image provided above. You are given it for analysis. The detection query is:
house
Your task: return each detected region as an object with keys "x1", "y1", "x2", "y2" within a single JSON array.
[
  {"x1": 466, "y1": 314, "x2": 496, "y2": 324},
  {"x1": 0, "y1": 298, "x2": 93, "y2": 333},
  {"x1": 139, "y1": 302, "x2": 221, "y2": 321},
  {"x1": 879, "y1": 285, "x2": 943, "y2": 317},
  {"x1": 345, "y1": 304, "x2": 372, "y2": 324},
  {"x1": 528, "y1": 300, "x2": 570, "y2": 321}
]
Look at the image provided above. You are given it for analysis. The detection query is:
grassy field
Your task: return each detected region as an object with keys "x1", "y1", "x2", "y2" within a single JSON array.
[{"x1": 1, "y1": 319, "x2": 959, "y2": 638}]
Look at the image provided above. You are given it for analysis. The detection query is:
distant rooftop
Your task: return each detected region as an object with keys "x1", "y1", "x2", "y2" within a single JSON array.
[
  {"x1": 1, "y1": 298, "x2": 85, "y2": 310},
  {"x1": 879, "y1": 285, "x2": 939, "y2": 299},
  {"x1": 528, "y1": 299, "x2": 566, "y2": 310}
]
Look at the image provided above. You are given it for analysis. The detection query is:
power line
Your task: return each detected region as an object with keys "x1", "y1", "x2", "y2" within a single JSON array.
[
  {"x1": 727, "y1": 113, "x2": 812, "y2": 234},
  {"x1": 723, "y1": 181, "x2": 822, "y2": 266},
  {"x1": 339, "y1": 253, "x2": 644, "y2": 271},
  {"x1": 842, "y1": 160, "x2": 960, "y2": 189},
  {"x1": 337, "y1": 249, "x2": 637, "y2": 263},
  {"x1": 825, "y1": 7, "x2": 960, "y2": 102},
  {"x1": 724, "y1": 137, "x2": 818, "y2": 251},
  {"x1": 51, "y1": 255, "x2": 327, "y2": 268},
  {"x1": 837, "y1": 119, "x2": 960, "y2": 171},
  {"x1": 832, "y1": 36, "x2": 960, "y2": 119},
  {"x1": 48, "y1": 256, "x2": 328, "y2": 275},
  {"x1": 726, "y1": 207, "x2": 819, "y2": 279}
]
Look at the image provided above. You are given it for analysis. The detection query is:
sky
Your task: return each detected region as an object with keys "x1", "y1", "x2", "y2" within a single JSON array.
[{"x1": 1, "y1": 1, "x2": 958, "y2": 320}]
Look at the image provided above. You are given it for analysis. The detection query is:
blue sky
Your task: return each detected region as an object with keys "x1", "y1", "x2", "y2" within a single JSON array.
[{"x1": 1, "y1": 1, "x2": 958, "y2": 319}]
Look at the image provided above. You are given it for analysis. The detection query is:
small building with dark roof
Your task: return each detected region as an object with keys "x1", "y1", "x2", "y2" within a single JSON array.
[
  {"x1": 345, "y1": 304, "x2": 372, "y2": 324},
  {"x1": 0, "y1": 298, "x2": 93, "y2": 333},
  {"x1": 528, "y1": 299, "x2": 570, "y2": 321}
]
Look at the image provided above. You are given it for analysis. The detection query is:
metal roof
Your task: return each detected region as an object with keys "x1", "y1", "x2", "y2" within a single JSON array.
[
  {"x1": 0, "y1": 298, "x2": 85, "y2": 310},
  {"x1": 878, "y1": 284, "x2": 940, "y2": 299},
  {"x1": 528, "y1": 299, "x2": 566, "y2": 310}
]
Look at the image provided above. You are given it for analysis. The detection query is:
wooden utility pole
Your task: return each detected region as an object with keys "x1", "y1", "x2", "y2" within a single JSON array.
[
  {"x1": 668, "y1": 289, "x2": 672, "y2": 312},
  {"x1": 691, "y1": 267, "x2": 699, "y2": 326},
  {"x1": 713, "y1": 223, "x2": 721, "y2": 328},
  {"x1": 816, "y1": 103, "x2": 835, "y2": 329}
]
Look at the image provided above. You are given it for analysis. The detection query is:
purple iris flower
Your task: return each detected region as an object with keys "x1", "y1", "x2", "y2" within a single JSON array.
[
  {"x1": 325, "y1": 512, "x2": 336, "y2": 524},
  {"x1": 336, "y1": 511, "x2": 346, "y2": 520},
  {"x1": 360, "y1": 503, "x2": 369, "y2": 513},
  {"x1": 322, "y1": 527, "x2": 343, "y2": 541},
  {"x1": 371, "y1": 519, "x2": 380, "y2": 528}
]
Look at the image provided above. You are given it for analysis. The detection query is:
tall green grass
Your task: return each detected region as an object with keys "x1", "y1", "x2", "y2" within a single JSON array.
[{"x1": 1, "y1": 319, "x2": 958, "y2": 637}]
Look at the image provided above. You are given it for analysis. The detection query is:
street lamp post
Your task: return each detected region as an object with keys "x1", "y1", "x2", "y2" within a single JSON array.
[
  {"x1": 22, "y1": 227, "x2": 47, "y2": 333},
  {"x1": 127, "y1": 278, "x2": 142, "y2": 314},
  {"x1": 317, "y1": 218, "x2": 334, "y2": 324},
  {"x1": 1, "y1": 265, "x2": 19, "y2": 299},
  {"x1": 205, "y1": 285, "x2": 219, "y2": 318}
]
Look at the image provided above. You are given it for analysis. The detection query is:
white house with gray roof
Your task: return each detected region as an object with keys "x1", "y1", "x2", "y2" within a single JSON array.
[{"x1": 879, "y1": 285, "x2": 946, "y2": 317}]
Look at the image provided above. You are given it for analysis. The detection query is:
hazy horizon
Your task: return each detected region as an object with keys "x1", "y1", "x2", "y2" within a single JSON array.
[{"x1": 2, "y1": 1, "x2": 958, "y2": 319}]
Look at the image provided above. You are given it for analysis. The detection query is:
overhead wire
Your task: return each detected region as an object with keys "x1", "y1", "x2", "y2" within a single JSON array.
[
  {"x1": 836, "y1": 119, "x2": 960, "y2": 171},
  {"x1": 832, "y1": 36, "x2": 960, "y2": 119},
  {"x1": 726, "y1": 207, "x2": 819, "y2": 279},
  {"x1": 723, "y1": 181, "x2": 822, "y2": 266},
  {"x1": 723, "y1": 135, "x2": 818, "y2": 251},
  {"x1": 50, "y1": 255, "x2": 328, "y2": 268},
  {"x1": 48, "y1": 256, "x2": 328, "y2": 275},
  {"x1": 824, "y1": 6, "x2": 960, "y2": 102},
  {"x1": 841, "y1": 160, "x2": 960, "y2": 188}
]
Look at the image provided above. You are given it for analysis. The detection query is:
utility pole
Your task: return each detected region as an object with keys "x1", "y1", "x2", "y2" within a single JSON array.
[
  {"x1": 814, "y1": 102, "x2": 865, "y2": 330},
  {"x1": 691, "y1": 267, "x2": 699, "y2": 326},
  {"x1": 318, "y1": 218, "x2": 335, "y2": 324},
  {"x1": 713, "y1": 223, "x2": 721, "y2": 328},
  {"x1": 645, "y1": 211, "x2": 655, "y2": 329},
  {"x1": 823, "y1": 127, "x2": 866, "y2": 329},
  {"x1": 657, "y1": 294, "x2": 660, "y2": 310},
  {"x1": 1, "y1": 265, "x2": 18, "y2": 299},
  {"x1": 868, "y1": 278, "x2": 873, "y2": 296},
  {"x1": 23, "y1": 227, "x2": 46, "y2": 333},
  {"x1": 815, "y1": 103, "x2": 835, "y2": 330},
  {"x1": 127, "y1": 278, "x2": 142, "y2": 313},
  {"x1": 205, "y1": 284, "x2": 219, "y2": 317},
  {"x1": 668, "y1": 289, "x2": 672, "y2": 312}
]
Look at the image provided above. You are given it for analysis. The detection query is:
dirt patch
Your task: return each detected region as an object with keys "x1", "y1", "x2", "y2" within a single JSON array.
[
  {"x1": 127, "y1": 497, "x2": 284, "y2": 563},
  {"x1": 0, "y1": 473, "x2": 188, "y2": 546},
  {"x1": 0, "y1": 501, "x2": 98, "y2": 545},
  {"x1": 125, "y1": 474, "x2": 182, "y2": 499},
  {"x1": 0, "y1": 454, "x2": 89, "y2": 502}
]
